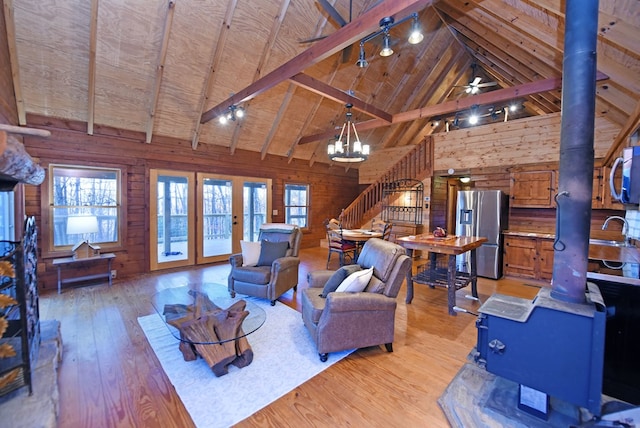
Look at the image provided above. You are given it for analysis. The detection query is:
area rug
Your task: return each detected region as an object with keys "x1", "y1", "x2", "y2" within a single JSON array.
[{"x1": 138, "y1": 296, "x2": 353, "y2": 428}]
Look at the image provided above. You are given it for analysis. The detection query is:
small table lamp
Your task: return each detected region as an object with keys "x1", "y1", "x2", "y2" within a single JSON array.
[{"x1": 67, "y1": 215, "x2": 99, "y2": 258}]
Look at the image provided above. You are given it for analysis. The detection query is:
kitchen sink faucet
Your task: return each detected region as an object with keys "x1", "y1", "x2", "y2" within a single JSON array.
[{"x1": 602, "y1": 215, "x2": 630, "y2": 244}]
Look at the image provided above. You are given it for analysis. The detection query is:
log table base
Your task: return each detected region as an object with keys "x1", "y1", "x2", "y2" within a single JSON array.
[{"x1": 163, "y1": 291, "x2": 254, "y2": 376}]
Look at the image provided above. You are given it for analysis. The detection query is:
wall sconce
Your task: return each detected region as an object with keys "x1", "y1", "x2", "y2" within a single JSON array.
[
  {"x1": 460, "y1": 177, "x2": 471, "y2": 184},
  {"x1": 218, "y1": 105, "x2": 245, "y2": 124},
  {"x1": 468, "y1": 105, "x2": 479, "y2": 125}
]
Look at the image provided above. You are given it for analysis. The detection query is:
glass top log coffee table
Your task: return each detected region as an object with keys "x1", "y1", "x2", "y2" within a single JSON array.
[{"x1": 152, "y1": 283, "x2": 266, "y2": 377}]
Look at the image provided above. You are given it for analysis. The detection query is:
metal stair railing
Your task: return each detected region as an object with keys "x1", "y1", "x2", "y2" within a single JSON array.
[{"x1": 340, "y1": 136, "x2": 433, "y2": 229}]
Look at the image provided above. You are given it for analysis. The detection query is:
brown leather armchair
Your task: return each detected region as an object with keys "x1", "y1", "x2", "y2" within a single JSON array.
[
  {"x1": 228, "y1": 224, "x2": 302, "y2": 306},
  {"x1": 302, "y1": 238, "x2": 412, "y2": 361}
]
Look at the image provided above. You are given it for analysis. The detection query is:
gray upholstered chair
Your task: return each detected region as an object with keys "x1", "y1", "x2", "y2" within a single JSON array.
[
  {"x1": 228, "y1": 223, "x2": 302, "y2": 306},
  {"x1": 302, "y1": 238, "x2": 412, "y2": 361}
]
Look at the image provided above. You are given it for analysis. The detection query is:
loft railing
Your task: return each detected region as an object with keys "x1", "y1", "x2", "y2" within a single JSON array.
[{"x1": 340, "y1": 136, "x2": 433, "y2": 229}]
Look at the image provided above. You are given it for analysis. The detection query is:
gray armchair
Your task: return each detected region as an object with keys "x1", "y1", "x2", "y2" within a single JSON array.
[
  {"x1": 228, "y1": 224, "x2": 302, "y2": 306},
  {"x1": 301, "y1": 238, "x2": 412, "y2": 361}
]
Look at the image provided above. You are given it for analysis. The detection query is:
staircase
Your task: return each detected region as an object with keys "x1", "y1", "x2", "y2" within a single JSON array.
[{"x1": 340, "y1": 136, "x2": 434, "y2": 229}]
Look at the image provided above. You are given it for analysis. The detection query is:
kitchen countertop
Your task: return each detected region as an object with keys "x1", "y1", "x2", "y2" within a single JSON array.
[
  {"x1": 503, "y1": 230, "x2": 555, "y2": 239},
  {"x1": 503, "y1": 230, "x2": 640, "y2": 263}
]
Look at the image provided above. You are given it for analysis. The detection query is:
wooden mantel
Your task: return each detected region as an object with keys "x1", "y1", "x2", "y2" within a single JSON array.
[{"x1": 0, "y1": 126, "x2": 47, "y2": 190}]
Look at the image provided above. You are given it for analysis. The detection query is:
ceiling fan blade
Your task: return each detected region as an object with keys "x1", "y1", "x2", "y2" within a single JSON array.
[
  {"x1": 298, "y1": 35, "x2": 329, "y2": 44},
  {"x1": 317, "y1": 0, "x2": 348, "y2": 27},
  {"x1": 470, "y1": 77, "x2": 482, "y2": 86},
  {"x1": 477, "y1": 82, "x2": 499, "y2": 88}
]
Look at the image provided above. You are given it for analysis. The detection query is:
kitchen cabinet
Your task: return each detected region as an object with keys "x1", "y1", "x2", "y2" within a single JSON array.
[
  {"x1": 504, "y1": 235, "x2": 554, "y2": 281},
  {"x1": 389, "y1": 223, "x2": 423, "y2": 243},
  {"x1": 509, "y1": 171, "x2": 556, "y2": 208},
  {"x1": 600, "y1": 165, "x2": 624, "y2": 209}
]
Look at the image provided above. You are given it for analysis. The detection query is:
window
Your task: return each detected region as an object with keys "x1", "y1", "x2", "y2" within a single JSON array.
[
  {"x1": 49, "y1": 165, "x2": 121, "y2": 250},
  {"x1": 284, "y1": 184, "x2": 309, "y2": 228},
  {"x1": 0, "y1": 191, "x2": 15, "y2": 242}
]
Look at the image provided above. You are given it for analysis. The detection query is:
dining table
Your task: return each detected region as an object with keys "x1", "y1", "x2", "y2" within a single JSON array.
[
  {"x1": 397, "y1": 234, "x2": 487, "y2": 316},
  {"x1": 341, "y1": 229, "x2": 383, "y2": 261}
]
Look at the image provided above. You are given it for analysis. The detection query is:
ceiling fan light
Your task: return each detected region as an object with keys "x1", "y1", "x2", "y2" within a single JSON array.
[
  {"x1": 235, "y1": 107, "x2": 244, "y2": 118},
  {"x1": 379, "y1": 35, "x2": 393, "y2": 57},
  {"x1": 219, "y1": 115, "x2": 228, "y2": 124}
]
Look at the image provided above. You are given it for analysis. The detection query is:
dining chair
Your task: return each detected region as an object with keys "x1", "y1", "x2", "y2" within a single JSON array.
[
  {"x1": 325, "y1": 220, "x2": 356, "y2": 269},
  {"x1": 371, "y1": 219, "x2": 392, "y2": 241}
]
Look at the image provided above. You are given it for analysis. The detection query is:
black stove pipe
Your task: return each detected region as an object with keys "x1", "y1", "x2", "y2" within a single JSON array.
[{"x1": 550, "y1": 0, "x2": 600, "y2": 304}]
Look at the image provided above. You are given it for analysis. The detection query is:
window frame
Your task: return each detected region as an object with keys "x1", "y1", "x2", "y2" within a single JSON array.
[
  {"x1": 42, "y1": 163, "x2": 126, "y2": 257},
  {"x1": 284, "y1": 183, "x2": 310, "y2": 229}
]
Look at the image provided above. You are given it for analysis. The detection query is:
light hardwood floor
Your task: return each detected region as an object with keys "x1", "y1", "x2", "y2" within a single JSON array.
[{"x1": 38, "y1": 247, "x2": 541, "y2": 427}]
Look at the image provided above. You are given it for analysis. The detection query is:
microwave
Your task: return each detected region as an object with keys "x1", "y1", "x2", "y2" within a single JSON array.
[{"x1": 610, "y1": 146, "x2": 640, "y2": 205}]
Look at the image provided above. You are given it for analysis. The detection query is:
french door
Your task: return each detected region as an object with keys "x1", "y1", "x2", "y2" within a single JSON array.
[{"x1": 150, "y1": 169, "x2": 271, "y2": 270}]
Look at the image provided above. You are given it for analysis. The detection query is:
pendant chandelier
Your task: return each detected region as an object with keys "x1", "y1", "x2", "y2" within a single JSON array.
[{"x1": 327, "y1": 104, "x2": 370, "y2": 163}]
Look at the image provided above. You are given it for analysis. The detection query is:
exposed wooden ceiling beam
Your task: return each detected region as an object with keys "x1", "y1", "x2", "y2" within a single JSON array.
[
  {"x1": 146, "y1": 0, "x2": 176, "y2": 144},
  {"x1": 298, "y1": 71, "x2": 609, "y2": 144},
  {"x1": 229, "y1": 0, "x2": 292, "y2": 155},
  {"x1": 603, "y1": 99, "x2": 640, "y2": 165},
  {"x1": 200, "y1": 0, "x2": 433, "y2": 124},
  {"x1": 192, "y1": 0, "x2": 239, "y2": 149},
  {"x1": 288, "y1": 73, "x2": 392, "y2": 122},
  {"x1": 87, "y1": 0, "x2": 99, "y2": 136},
  {"x1": 3, "y1": 0, "x2": 26, "y2": 125}
]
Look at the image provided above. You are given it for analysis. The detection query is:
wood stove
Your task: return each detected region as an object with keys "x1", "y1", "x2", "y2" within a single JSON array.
[{"x1": 474, "y1": 283, "x2": 606, "y2": 416}]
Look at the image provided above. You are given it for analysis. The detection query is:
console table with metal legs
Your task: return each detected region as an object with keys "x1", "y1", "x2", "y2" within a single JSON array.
[{"x1": 52, "y1": 253, "x2": 116, "y2": 293}]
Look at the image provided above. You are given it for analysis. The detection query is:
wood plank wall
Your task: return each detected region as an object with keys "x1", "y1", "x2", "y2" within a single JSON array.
[
  {"x1": 22, "y1": 115, "x2": 360, "y2": 291},
  {"x1": 432, "y1": 112, "x2": 619, "y2": 173}
]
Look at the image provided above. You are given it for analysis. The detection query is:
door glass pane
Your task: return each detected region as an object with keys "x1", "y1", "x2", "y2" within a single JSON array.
[
  {"x1": 157, "y1": 175, "x2": 189, "y2": 263},
  {"x1": 243, "y1": 182, "x2": 267, "y2": 241},
  {"x1": 0, "y1": 192, "x2": 15, "y2": 252},
  {"x1": 202, "y1": 178, "x2": 232, "y2": 257}
]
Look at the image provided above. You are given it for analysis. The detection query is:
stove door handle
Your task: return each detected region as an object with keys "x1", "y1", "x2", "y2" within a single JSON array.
[{"x1": 488, "y1": 339, "x2": 506, "y2": 354}]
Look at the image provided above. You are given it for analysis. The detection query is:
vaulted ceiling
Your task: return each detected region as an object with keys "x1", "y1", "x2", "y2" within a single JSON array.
[{"x1": 3, "y1": 0, "x2": 639, "y2": 175}]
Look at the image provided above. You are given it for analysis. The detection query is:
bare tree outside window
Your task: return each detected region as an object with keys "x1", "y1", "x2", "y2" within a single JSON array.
[{"x1": 50, "y1": 165, "x2": 120, "y2": 248}]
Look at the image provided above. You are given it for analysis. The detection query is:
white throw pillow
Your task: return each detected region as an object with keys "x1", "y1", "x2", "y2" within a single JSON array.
[
  {"x1": 335, "y1": 267, "x2": 374, "y2": 293},
  {"x1": 240, "y1": 241, "x2": 261, "y2": 267}
]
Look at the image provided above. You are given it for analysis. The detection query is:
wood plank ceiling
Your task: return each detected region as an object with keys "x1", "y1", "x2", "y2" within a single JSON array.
[{"x1": 3, "y1": 0, "x2": 639, "y2": 177}]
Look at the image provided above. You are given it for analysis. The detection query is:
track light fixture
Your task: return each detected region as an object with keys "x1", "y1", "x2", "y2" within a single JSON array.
[
  {"x1": 218, "y1": 105, "x2": 245, "y2": 125},
  {"x1": 355, "y1": 12, "x2": 423, "y2": 68}
]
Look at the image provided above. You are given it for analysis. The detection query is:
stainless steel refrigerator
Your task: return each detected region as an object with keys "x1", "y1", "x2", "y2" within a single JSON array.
[{"x1": 455, "y1": 190, "x2": 508, "y2": 279}]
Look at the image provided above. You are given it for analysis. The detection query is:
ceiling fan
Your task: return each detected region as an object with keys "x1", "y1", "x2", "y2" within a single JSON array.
[
  {"x1": 455, "y1": 64, "x2": 498, "y2": 95},
  {"x1": 299, "y1": 0, "x2": 354, "y2": 62}
]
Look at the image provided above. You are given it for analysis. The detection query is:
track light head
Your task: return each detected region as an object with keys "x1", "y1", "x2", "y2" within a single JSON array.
[
  {"x1": 408, "y1": 14, "x2": 423, "y2": 44},
  {"x1": 379, "y1": 34, "x2": 393, "y2": 57},
  {"x1": 356, "y1": 44, "x2": 368, "y2": 68}
]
